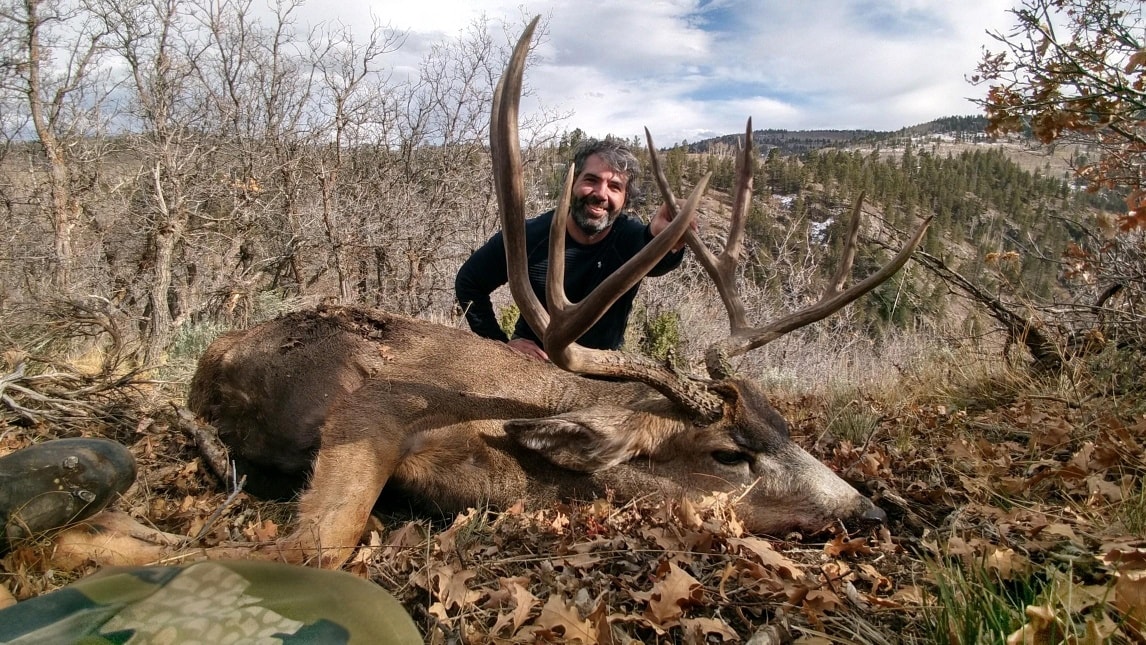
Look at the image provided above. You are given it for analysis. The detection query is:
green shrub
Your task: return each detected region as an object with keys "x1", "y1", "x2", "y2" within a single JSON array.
[
  {"x1": 498, "y1": 304, "x2": 520, "y2": 339},
  {"x1": 638, "y1": 309, "x2": 683, "y2": 366}
]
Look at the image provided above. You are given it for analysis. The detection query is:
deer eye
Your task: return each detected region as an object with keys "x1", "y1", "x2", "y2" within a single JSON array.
[{"x1": 712, "y1": 450, "x2": 751, "y2": 466}]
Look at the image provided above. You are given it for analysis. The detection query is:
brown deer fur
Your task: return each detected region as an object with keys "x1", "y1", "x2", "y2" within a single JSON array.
[{"x1": 183, "y1": 305, "x2": 883, "y2": 567}]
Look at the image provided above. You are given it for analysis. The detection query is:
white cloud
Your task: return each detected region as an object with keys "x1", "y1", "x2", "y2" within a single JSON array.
[{"x1": 281, "y1": 0, "x2": 1019, "y2": 142}]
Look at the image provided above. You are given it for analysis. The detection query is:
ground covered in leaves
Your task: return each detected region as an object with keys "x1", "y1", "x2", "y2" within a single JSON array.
[{"x1": 1, "y1": 354, "x2": 1145, "y2": 644}]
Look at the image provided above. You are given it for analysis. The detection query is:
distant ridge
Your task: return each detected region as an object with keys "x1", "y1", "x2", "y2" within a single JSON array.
[{"x1": 684, "y1": 115, "x2": 990, "y2": 155}]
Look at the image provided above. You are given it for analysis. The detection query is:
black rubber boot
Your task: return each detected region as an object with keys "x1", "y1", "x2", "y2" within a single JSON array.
[{"x1": 0, "y1": 438, "x2": 136, "y2": 552}]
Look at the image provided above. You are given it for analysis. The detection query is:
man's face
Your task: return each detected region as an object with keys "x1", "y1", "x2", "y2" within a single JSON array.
[{"x1": 570, "y1": 153, "x2": 627, "y2": 236}]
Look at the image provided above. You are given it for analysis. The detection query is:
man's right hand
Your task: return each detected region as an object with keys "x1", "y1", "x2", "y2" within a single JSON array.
[{"x1": 507, "y1": 338, "x2": 550, "y2": 362}]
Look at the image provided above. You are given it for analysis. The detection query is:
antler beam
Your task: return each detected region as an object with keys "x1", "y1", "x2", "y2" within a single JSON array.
[
  {"x1": 490, "y1": 17, "x2": 724, "y2": 422},
  {"x1": 647, "y1": 122, "x2": 932, "y2": 379}
]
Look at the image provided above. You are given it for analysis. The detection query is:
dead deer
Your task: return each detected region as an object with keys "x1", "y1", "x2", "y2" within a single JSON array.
[{"x1": 52, "y1": 17, "x2": 929, "y2": 570}]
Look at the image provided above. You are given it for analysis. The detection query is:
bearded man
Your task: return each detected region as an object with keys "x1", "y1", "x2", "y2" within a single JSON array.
[{"x1": 455, "y1": 138, "x2": 693, "y2": 361}]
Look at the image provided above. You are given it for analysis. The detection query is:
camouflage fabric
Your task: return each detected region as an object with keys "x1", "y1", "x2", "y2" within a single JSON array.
[{"x1": 0, "y1": 560, "x2": 421, "y2": 644}]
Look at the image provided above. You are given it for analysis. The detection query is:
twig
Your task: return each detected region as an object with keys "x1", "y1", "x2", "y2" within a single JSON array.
[
  {"x1": 185, "y1": 474, "x2": 247, "y2": 547},
  {"x1": 174, "y1": 405, "x2": 231, "y2": 484}
]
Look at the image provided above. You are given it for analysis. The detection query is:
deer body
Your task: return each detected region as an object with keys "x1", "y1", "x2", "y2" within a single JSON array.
[{"x1": 185, "y1": 305, "x2": 879, "y2": 566}]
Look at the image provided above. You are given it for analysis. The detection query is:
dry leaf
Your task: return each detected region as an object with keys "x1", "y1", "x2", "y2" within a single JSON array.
[
  {"x1": 1004, "y1": 604, "x2": 1062, "y2": 645},
  {"x1": 641, "y1": 562, "x2": 704, "y2": 626},
  {"x1": 729, "y1": 537, "x2": 803, "y2": 579},
  {"x1": 510, "y1": 580, "x2": 538, "y2": 631},
  {"x1": 802, "y1": 589, "x2": 843, "y2": 617},
  {"x1": 534, "y1": 594, "x2": 596, "y2": 643},
  {"x1": 680, "y1": 616, "x2": 739, "y2": 642},
  {"x1": 824, "y1": 534, "x2": 874, "y2": 557},
  {"x1": 432, "y1": 564, "x2": 480, "y2": 612},
  {"x1": 242, "y1": 518, "x2": 278, "y2": 542},
  {"x1": 986, "y1": 546, "x2": 1031, "y2": 580},
  {"x1": 674, "y1": 497, "x2": 703, "y2": 530},
  {"x1": 1125, "y1": 49, "x2": 1146, "y2": 72},
  {"x1": 857, "y1": 563, "x2": 892, "y2": 593},
  {"x1": 1114, "y1": 568, "x2": 1146, "y2": 630},
  {"x1": 386, "y1": 521, "x2": 428, "y2": 549}
]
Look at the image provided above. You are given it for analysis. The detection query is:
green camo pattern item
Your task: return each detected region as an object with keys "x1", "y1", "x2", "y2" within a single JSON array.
[{"x1": 0, "y1": 560, "x2": 421, "y2": 644}]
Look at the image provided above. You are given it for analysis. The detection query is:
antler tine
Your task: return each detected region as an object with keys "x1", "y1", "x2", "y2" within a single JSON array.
[
  {"x1": 828, "y1": 191, "x2": 864, "y2": 296},
  {"x1": 545, "y1": 173, "x2": 722, "y2": 422},
  {"x1": 645, "y1": 120, "x2": 930, "y2": 380},
  {"x1": 704, "y1": 197, "x2": 933, "y2": 376},
  {"x1": 491, "y1": 17, "x2": 548, "y2": 335},
  {"x1": 491, "y1": 16, "x2": 723, "y2": 422},
  {"x1": 646, "y1": 120, "x2": 754, "y2": 337}
]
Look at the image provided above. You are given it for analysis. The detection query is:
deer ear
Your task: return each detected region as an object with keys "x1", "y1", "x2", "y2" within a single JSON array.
[{"x1": 505, "y1": 406, "x2": 653, "y2": 472}]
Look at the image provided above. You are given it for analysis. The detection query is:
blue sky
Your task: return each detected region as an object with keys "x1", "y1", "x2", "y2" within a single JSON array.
[{"x1": 292, "y1": 0, "x2": 1017, "y2": 144}]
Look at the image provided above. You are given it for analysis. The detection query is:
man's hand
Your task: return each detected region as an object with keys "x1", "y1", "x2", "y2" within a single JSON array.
[
  {"x1": 507, "y1": 338, "x2": 550, "y2": 362},
  {"x1": 649, "y1": 201, "x2": 699, "y2": 252}
]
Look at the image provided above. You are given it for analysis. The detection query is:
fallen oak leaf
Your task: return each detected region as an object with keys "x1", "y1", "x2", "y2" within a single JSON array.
[
  {"x1": 680, "y1": 616, "x2": 739, "y2": 642},
  {"x1": 673, "y1": 496, "x2": 703, "y2": 530},
  {"x1": 431, "y1": 563, "x2": 480, "y2": 612},
  {"x1": 824, "y1": 534, "x2": 874, "y2": 557},
  {"x1": 1103, "y1": 544, "x2": 1146, "y2": 569},
  {"x1": 889, "y1": 584, "x2": 925, "y2": 606},
  {"x1": 534, "y1": 594, "x2": 596, "y2": 643},
  {"x1": 632, "y1": 562, "x2": 704, "y2": 627},
  {"x1": 488, "y1": 579, "x2": 537, "y2": 638},
  {"x1": 1004, "y1": 604, "x2": 1063, "y2": 645},
  {"x1": 510, "y1": 580, "x2": 539, "y2": 633},
  {"x1": 801, "y1": 588, "x2": 844, "y2": 623},
  {"x1": 1113, "y1": 568, "x2": 1146, "y2": 632},
  {"x1": 242, "y1": 518, "x2": 278, "y2": 542},
  {"x1": 856, "y1": 563, "x2": 892, "y2": 594},
  {"x1": 728, "y1": 536, "x2": 803, "y2": 579}
]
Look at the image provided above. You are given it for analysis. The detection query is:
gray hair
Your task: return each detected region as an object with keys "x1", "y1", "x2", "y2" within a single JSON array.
[{"x1": 571, "y1": 138, "x2": 645, "y2": 209}]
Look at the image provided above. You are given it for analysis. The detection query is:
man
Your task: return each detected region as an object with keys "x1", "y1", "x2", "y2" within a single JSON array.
[{"x1": 456, "y1": 138, "x2": 692, "y2": 361}]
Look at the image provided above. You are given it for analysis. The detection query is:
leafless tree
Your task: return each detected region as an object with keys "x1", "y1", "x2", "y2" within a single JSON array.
[
  {"x1": 305, "y1": 18, "x2": 402, "y2": 302},
  {"x1": 0, "y1": 0, "x2": 115, "y2": 292},
  {"x1": 0, "y1": 4, "x2": 569, "y2": 368}
]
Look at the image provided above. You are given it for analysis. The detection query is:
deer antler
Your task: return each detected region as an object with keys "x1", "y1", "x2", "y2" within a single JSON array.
[
  {"x1": 703, "y1": 192, "x2": 931, "y2": 377},
  {"x1": 492, "y1": 17, "x2": 928, "y2": 415},
  {"x1": 491, "y1": 17, "x2": 724, "y2": 422},
  {"x1": 647, "y1": 124, "x2": 932, "y2": 379}
]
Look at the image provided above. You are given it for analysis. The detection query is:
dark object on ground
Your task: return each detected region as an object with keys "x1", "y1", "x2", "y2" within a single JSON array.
[{"x1": 0, "y1": 437, "x2": 136, "y2": 552}]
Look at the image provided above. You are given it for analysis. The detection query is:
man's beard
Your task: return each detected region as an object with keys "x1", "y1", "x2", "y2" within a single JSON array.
[{"x1": 570, "y1": 193, "x2": 620, "y2": 236}]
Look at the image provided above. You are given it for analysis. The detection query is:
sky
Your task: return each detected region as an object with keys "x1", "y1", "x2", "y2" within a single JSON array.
[{"x1": 290, "y1": 0, "x2": 1020, "y2": 145}]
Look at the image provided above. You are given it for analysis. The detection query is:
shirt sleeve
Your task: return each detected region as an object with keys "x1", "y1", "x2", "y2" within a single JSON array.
[
  {"x1": 455, "y1": 232, "x2": 511, "y2": 342},
  {"x1": 644, "y1": 223, "x2": 687, "y2": 277}
]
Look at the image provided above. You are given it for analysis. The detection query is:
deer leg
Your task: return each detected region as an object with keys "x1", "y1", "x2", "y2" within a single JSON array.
[
  {"x1": 50, "y1": 511, "x2": 265, "y2": 569},
  {"x1": 279, "y1": 411, "x2": 400, "y2": 569}
]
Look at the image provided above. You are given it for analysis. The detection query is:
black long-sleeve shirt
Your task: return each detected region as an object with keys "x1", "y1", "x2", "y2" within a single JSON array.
[{"x1": 455, "y1": 210, "x2": 685, "y2": 350}]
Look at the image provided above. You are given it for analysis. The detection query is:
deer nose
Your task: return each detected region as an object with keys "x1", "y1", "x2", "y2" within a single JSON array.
[{"x1": 861, "y1": 504, "x2": 888, "y2": 526}]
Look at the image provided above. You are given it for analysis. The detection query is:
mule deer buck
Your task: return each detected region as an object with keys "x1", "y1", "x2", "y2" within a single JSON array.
[{"x1": 53, "y1": 18, "x2": 929, "y2": 569}]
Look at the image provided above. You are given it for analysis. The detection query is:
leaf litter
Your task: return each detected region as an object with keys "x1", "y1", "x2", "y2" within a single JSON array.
[{"x1": 0, "y1": 376, "x2": 1144, "y2": 643}]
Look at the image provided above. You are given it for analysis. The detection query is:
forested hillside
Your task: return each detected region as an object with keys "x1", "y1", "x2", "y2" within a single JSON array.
[{"x1": 647, "y1": 130, "x2": 1126, "y2": 359}]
